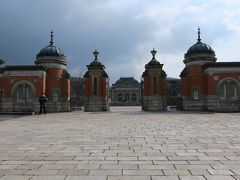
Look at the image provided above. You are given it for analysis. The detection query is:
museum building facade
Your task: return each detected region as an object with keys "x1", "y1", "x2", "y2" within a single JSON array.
[
  {"x1": 180, "y1": 28, "x2": 240, "y2": 112},
  {"x1": 110, "y1": 77, "x2": 141, "y2": 106},
  {"x1": 0, "y1": 32, "x2": 70, "y2": 113}
]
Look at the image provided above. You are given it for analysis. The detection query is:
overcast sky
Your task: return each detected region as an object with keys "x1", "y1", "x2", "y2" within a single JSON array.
[{"x1": 0, "y1": 0, "x2": 240, "y2": 84}]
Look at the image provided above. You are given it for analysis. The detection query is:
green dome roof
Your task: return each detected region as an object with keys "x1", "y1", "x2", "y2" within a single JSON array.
[
  {"x1": 186, "y1": 41, "x2": 215, "y2": 56},
  {"x1": 113, "y1": 77, "x2": 140, "y2": 88},
  {"x1": 37, "y1": 44, "x2": 65, "y2": 57},
  {"x1": 185, "y1": 28, "x2": 215, "y2": 57},
  {"x1": 36, "y1": 31, "x2": 65, "y2": 58}
]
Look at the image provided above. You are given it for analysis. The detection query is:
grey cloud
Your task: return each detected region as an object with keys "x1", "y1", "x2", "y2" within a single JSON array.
[{"x1": 0, "y1": 0, "x2": 239, "y2": 84}]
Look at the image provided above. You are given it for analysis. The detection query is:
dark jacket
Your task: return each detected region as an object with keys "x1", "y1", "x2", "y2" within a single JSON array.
[{"x1": 39, "y1": 96, "x2": 48, "y2": 106}]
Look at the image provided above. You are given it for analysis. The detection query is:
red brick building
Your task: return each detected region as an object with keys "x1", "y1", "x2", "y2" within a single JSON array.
[
  {"x1": 142, "y1": 49, "x2": 167, "y2": 111},
  {"x1": 84, "y1": 50, "x2": 109, "y2": 111},
  {"x1": 180, "y1": 28, "x2": 240, "y2": 112},
  {"x1": 0, "y1": 31, "x2": 70, "y2": 113}
]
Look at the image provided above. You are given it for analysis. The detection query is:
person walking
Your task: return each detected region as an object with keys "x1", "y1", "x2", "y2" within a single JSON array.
[{"x1": 39, "y1": 93, "x2": 48, "y2": 114}]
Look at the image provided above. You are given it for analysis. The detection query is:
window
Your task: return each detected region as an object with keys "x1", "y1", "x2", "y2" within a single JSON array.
[
  {"x1": 93, "y1": 77, "x2": 98, "y2": 96},
  {"x1": 131, "y1": 93, "x2": 136, "y2": 102},
  {"x1": 228, "y1": 82, "x2": 237, "y2": 99},
  {"x1": 118, "y1": 93, "x2": 123, "y2": 102},
  {"x1": 153, "y1": 76, "x2": 157, "y2": 95},
  {"x1": 219, "y1": 83, "x2": 226, "y2": 99},
  {"x1": 192, "y1": 89, "x2": 199, "y2": 100},
  {"x1": 15, "y1": 83, "x2": 33, "y2": 102},
  {"x1": 125, "y1": 93, "x2": 129, "y2": 102},
  {"x1": 53, "y1": 90, "x2": 60, "y2": 102},
  {"x1": 219, "y1": 81, "x2": 238, "y2": 100}
]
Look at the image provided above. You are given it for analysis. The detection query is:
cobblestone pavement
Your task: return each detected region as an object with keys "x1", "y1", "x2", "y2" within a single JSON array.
[{"x1": 0, "y1": 106, "x2": 240, "y2": 180}]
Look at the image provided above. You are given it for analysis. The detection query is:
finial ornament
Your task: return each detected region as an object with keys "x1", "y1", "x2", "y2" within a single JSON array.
[
  {"x1": 151, "y1": 48, "x2": 157, "y2": 59},
  {"x1": 50, "y1": 30, "x2": 54, "y2": 45},
  {"x1": 197, "y1": 27, "x2": 201, "y2": 43},
  {"x1": 93, "y1": 49, "x2": 99, "y2": 60}
]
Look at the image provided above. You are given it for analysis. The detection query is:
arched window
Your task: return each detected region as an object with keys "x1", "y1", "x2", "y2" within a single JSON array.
[
  {"x1": 125, "y1": 93, "x2": 129, "y2": 102},
  {"x1": 219, "y1": 81, "x2": 238, "y2": 100},
  {"x1": 15, "y1": 83, "x2": 33, "y2": 102},
  {"x1": 131, "y1": 93, "x2": 136, "y2": 102},
  {"x1": 118, "y1": 93, "x2": 123, "y2": 102}
]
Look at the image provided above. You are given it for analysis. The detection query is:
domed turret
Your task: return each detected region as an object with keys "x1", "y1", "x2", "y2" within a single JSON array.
[
  {"x1": 184, "y1": 28, "x2": 216, "y2": 66},
  {"x1": 142, "y1": 49, "x2": 166, "y2": 78},
  {"x1": 35, "y1": 31, "x2": 67, "y2": 69},
  {"x1": 141, "y1": 49, "x2": 167, "y2": 111},
  {"x1": 84, "y1": 50, "x2": 108, "y2": 78}
]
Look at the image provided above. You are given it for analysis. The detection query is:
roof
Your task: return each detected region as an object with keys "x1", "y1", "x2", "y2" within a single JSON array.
[
  {"x1": 112, "y1": 77, "x2": 140, "y2": 88},
  {"x1": 185, "y1": 28, "x2": 215, "y2": 57},
  {"x1": 36, "y1": 31, "x2": 65, "y2": 58},
  {"x1": 37, "y1": 44, "x2": 65, "y2": 57},
  {"x1": 186, "y1": 42, "x2": 215, "y2": 56}
]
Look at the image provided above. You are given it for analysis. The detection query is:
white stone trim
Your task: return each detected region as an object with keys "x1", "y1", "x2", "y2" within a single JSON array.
[
  {"x1": 2, "y1": 70, "x2": 46, "y2": 77},
  {"x1": 114, "y1": 87, "x2": 140, "y2": 91},
  {"x1": 186, "y1": 60, "x2": 214, "y2": 66},
  {"x1": 36, "y1": 63, "x2": 66, "y2": 69},
  {"x1": 205, "y1": 67, "x2": 240, "y2": 73}
]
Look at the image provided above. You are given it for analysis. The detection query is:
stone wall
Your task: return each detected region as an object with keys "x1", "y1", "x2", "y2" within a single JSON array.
[
  {"x1": 142, "y1": 96, "x2": 167, "y2": 111},
  {"x1": 84, "y1": 96, "x2": 109, "y2": 112},
  {"x1": 182, "y1": 95, "x2": 240, "y2": 112}
]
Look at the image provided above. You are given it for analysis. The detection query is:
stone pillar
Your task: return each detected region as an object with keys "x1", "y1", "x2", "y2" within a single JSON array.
[
  {"x1": 84, "y1": 50, "x2": 109, "y2": 112},
  {"x1": 142, "y1": 49, "x2": 167, "y2": 111}
]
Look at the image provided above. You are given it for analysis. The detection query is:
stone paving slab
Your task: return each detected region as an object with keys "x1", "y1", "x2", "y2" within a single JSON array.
[{"x1": 0, "y1": 106, "x2": 239, "y2": 179}]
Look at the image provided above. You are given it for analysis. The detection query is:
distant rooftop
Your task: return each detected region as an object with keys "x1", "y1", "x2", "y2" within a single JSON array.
[{"x1": 112, "y1": 77, "x2": 140, "y2": 88}]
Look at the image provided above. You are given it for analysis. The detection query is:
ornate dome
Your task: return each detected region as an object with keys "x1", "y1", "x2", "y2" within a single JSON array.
[
  {"x1": 186, "y1": 42, "x2": 215, "y2": 56},
  {"x1": 184, "y1": 28, "x2": 216, "y2": 65},
  {"x1": 37, "y1": 31, "x2": 65, "y2": 58},
  {"x1": 185, "y1": 28, "x2": 215, "y2": 56},
  {"x1": 37, "y1": 44, "x2": 65, "y2": 57},
  {"x1": 35, "y1": 31, "x2": 67, "y2": 68}
]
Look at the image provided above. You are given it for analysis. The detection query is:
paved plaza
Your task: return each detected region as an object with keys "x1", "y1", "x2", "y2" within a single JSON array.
[{"x1": 0, "y1": 106, "x2": 240, "y2": 180}]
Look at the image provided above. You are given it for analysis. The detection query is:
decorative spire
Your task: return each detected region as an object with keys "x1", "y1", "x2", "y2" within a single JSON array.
[
  {"x1": 151, "y1": 48, "x2": 157, "y2": 60},
  {"x1": 93, "y1": 49, "x2": 99, "y2": 60},
  {"x1": 50, "y1": 30, "x2": 54, "y2": 45},
  {"x1": 197, "y1": 27, "x2": 201, "y2": 43}
]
